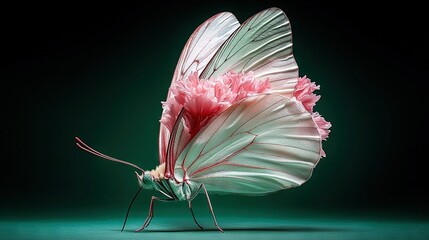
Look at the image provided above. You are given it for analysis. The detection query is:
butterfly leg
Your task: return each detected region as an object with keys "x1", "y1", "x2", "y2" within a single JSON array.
[
  {"x1": 188, "y1": 200, "x2": 203, "y2": 229},
  {"x1": 121, "y1": 187, "x2": 143, "y2": 232},
  {"x1": 135, "y1": 196, "x2": 171, "y2": 232},
  {"x1": 201, "y1": 184, "x2": 223, "y2": 232}
]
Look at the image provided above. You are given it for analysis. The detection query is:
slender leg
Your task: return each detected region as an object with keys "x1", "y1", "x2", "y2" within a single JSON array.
[
  {"x1": 121, "y1": 187, "x2": 143, "y2": 232},
  {"x1": 135, "y1": 196, "x2": 171, "y2": 232},
  {"x1": 201, "y1": 184, "x2": 223, "y2": 232},
  {"x1": 188, "y1": 201, "x2": 203, "y2": 229}
]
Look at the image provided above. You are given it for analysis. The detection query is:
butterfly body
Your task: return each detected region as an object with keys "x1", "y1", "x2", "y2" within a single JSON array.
[{"x1": 136, "y1": 168, "x2": 200, "y2": 202}]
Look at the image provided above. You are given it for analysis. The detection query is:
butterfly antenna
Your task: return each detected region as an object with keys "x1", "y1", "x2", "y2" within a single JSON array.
[
  {"x1": 75, "y1": 137, "x2": 144, "y2": 172},
  {"x1": 121, "y1": 186, "x2": 143, "y2": 232}
]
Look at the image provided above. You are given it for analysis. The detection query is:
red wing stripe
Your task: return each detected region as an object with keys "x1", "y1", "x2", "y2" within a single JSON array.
[
  {"x1": 166, "y1": 109, "x2": 185, "y2": 176},
  {"x1": 185, "y1": 95, "x2": 284, "y2": 174},
  {"x1": 181, "y1": 99, "x2": 242, "y2": 171},
  {"x1": 228, "y1": 97, "x2": 284, "y2": 137},
  {"x1": 189, "y1": 135, "x2": 255, "y2": 177}
]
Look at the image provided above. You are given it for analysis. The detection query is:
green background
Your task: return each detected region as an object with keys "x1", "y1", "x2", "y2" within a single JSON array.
[{"x1": 1, "y1": 1, "x2": 427, "y2": 239}]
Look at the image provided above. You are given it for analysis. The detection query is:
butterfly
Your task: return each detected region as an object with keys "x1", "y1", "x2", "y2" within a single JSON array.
[{"x1": 76, "y1": 7, "x2": 331, "y2": 232}]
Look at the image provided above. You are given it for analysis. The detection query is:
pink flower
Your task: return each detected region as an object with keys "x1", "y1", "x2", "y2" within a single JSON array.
[
  {"x1": 312, "y1": 112, "x2": 331, "y2": 157},
  {"x1": 293, "y1": 76, "x2": 320, "y2": 112},
  {"x1": 161, "y1": 71, "x2": 271, "y2": 138},
  {"x1": 293, "y1": 76, "x2": 331, "y2": 157},
  {"x1": 312, "y1": 112, "x2": 331, "y2": 141}
]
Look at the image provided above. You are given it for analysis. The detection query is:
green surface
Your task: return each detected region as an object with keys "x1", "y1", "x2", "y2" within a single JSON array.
[{"x1": 1, "y1": 214, "x2": 427, "y2": 240}]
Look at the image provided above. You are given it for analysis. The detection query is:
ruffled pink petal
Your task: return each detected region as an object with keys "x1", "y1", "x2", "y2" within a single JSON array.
[
  {"x1": 312, "y1": 112, "x2": 331, "y2": 140},
  {"x1": 293, "y1": 76, "x2": 320, "y2": 112},
  {"x1": 312, "y1": 112, "x2": 331, "y2": 157},
  {"x1": 160, "y1": 71, "x2": 271, "y2": 139},
  {"x1": 293, "y1": 76, "x2": 331, "y2": 157}
]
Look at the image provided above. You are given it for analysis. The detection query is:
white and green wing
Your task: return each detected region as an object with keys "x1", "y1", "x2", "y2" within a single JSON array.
[
  {"x1": 173, "y1": 94, "x2": 322, "y2": 195},
  {"x1": 160, "y1": 12, "x2": 240, "y2": 164},
  {"x1": 200, "y1": 8, "x2": 299, "y2": 97}
]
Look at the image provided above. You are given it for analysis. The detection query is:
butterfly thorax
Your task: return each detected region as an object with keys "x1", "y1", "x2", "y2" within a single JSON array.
[{"x1": 136, "y1": 169, "x2": 199, "y2": 201}]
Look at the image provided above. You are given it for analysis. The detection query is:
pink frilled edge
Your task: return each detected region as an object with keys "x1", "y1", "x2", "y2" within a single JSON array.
[
  {"x1": 293, "y1": 76, "x2": 331, "y2": 157},
  {"x1": 161, "y1": 72, "x2": 331, "y2": 157},
  {"x1": 160, "y1": 71, "x2": 270, "y2": 138}
]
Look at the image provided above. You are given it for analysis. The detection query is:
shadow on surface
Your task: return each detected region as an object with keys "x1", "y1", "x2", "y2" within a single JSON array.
[{"x1": 121, "y1": 225, "x2": 348, "y2": 233}]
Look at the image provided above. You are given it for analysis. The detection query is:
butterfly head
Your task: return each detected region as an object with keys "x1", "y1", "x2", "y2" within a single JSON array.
[
  {"x1": 135, "y1": 171, "x2": 154, "y2": 190},
  {"x1": 135, "y1": 163, "x2": 167, "y2": 189}
]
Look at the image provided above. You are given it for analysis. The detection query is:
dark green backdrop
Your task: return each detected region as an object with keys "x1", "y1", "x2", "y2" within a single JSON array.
[{"x1": 2, "y1": 1, "x2": 427, "y2": 222}]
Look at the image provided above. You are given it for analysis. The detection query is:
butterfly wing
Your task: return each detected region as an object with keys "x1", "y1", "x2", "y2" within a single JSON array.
[
  {"x1": 159, "y1": 13, "x2": 240, "y2": 164},
  {"x1": 173, "y1": 94, "x2": 322, "y2": 195},
  {"x1": 200, "y1": 8, "x2": 299, "y2": 97},
  {"x1": 164, "y1": 108, "x2": 192, "y2": 178},
  {"x1": 169, "y1": 12, "x2": 240, "y2": 92}
]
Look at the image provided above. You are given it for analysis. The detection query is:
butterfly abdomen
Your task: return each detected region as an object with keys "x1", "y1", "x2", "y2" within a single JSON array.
[{"x1": 148, "y1": 177, "x2": 200, "y2": 201}]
